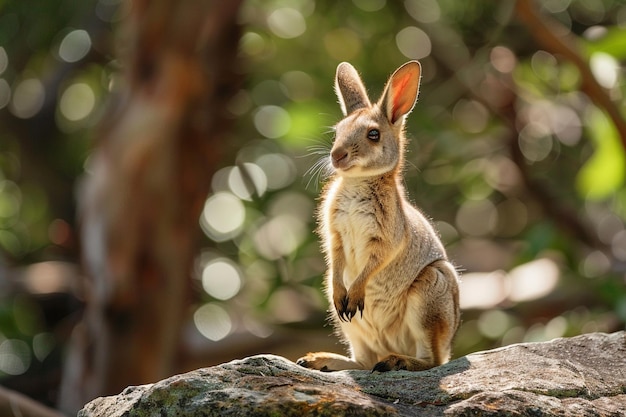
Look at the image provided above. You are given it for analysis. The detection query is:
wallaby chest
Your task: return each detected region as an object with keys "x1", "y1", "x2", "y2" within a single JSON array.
[{"x1": 325, "y1": 179, "x2": 394, "y2": 283}]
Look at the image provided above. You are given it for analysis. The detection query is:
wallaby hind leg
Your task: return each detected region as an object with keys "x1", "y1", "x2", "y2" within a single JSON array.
[
  {"x1": 372, "y1": 354, "x2": 433, "y2": 372},
  {"x1": 297, "y1": 333, "x2": 379, "y2": 371},
  {"x1": 296, "y1": 352, "x2": 364, "y2": 371},
  {"x1": 373, "y1": 260, "x2": 459, "y2": 372}
]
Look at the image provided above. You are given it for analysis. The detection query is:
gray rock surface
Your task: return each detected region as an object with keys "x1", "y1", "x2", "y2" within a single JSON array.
[{"x1": 79, "y1": 331, "x2": 626, "y2": 416}]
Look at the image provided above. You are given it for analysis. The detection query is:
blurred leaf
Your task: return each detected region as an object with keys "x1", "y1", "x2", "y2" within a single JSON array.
[
  {"x1": 283, "y1": 102, "x2": 331, "y2": 148},
  {"x1": 584, "y1": 27, "x2": 626, "y2": 60},
  {"x1": 575, "y1": 109, "x2": 625, "y2": 200}
]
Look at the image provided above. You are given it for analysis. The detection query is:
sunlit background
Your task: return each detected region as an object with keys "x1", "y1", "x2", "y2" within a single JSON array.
[{"x1": 0, "y1": 0, "x2": 625, "y2": 409}]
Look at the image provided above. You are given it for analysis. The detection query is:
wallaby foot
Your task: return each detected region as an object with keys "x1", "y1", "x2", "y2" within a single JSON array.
[
  {"x1": 372, "y1": 353, "x2": 434, "y2": 372},
  {"x1": 296, "y1": 352, "x2": 364, "y2": 371}
]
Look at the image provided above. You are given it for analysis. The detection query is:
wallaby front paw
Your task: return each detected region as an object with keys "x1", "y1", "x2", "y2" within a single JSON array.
[
  {"x1": 332, "y1": 285, "x2": 351, "y2": 322},
  {"x1": 345, "y1": 295, "x2": 364, "y2": 322},
  {"x1": 338, "y1": 286, "x2": 365, "y2": 322},
  {"x1": 335, "y1": 293, "x2": 364, "y2": 322}
]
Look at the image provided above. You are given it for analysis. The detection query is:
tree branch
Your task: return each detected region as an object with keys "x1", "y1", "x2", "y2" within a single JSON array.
[
  {"x1": 516, "y1": 0, "x2": 626, "y2": 152},
  {"x1": 0, "y1": 387, "x2": 66, "y2": 417}
]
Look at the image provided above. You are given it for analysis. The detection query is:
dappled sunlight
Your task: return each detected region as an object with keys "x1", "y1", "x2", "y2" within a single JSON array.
[
  {"x1": 0, "y1": 1, "x2": 625, "y2": 406},
  {"x1": 590, "y1": 52, "x2": 620, "y2": 89},
  {"x1": 190, "y1": 0, "x2": 626, "y2": 360},
  {"x1": 459, "y1": 271, "x2": 508, "y2": 310},
  {"x1": 460, "y1": 257, "x2": 561, "y2": 309},
  {"x1": 508, "y1": 258, "x2": 560, "y2": 302}
]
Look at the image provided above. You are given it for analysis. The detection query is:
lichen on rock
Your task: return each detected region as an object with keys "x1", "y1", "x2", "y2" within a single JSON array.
[{"x1": 79, "y1": 332, "x2": 626, "y2": 417}]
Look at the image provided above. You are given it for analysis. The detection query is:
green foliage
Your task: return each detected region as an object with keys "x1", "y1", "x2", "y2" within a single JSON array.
[
  {"x1": 1, "y1": 0, "x2": 625, "y2": 385},
  {"x1": 576, "y1": 108, "x2": 625, "y2": 200}
]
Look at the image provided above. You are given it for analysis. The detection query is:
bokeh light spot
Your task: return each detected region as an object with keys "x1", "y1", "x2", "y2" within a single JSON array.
[
  {"x1": 580, "y1": 250, "x2": 611, "y2": 278},
  {"x1": 202, "y1": 259, "x2": 242, "y2": 301},
  {"x1": 612, "y1": 230, "x2": 626, "y2": 261},
  {"x1": 58, "y1": 29, "x2": 91, "y2": 63},
  {"x1": 396, "y1": 26, "x2": 431, "y2": 60},
  {"x1": 453, "y1": 99, "x2": 489, "y2": 134},
  {"x1": 193, "y1": 303, "x2": 232, "y2": 342},
  {"x1": 10, "y1": 78, "x2": 45, "y2": 119},
  {"x1": 267, "y1": 8, "x2": 306, "y2": 39},
  {"x1": 33, "y1": 333, "x2": 55, "y2": 362},
  {"x1": 590, "y1": 52, "x2": 619, "y2": 89},
  {"x1": 459, "y1": 271, "x2": 508, "y2": 309},
  {"x1": 543, "y1": 0, "x2": 571, "y2": 13},
  {"x1": 60, "y1": 83, "x2": 96, "y2": 122},
  {"x1": 255, "y1": 153, "x2": 296, "y2": 190},
  {"x1": 254, "y1": 215, "x2": 307, "y2": 260},
  {"x1": 531, "y1": 51, "x2": 557, "y2": 81},
  {"x1": 509, "y1": 258, "x2": 560, "y2": 302},
  {"x1": 0, "y1": 339, "x2": 31, "y2": 376},
  {"x1": 490, "y1": 46, "x2": 517, "y2": 73},
  {"x1": 518, "y1": 123, "x2": 554, "y2": 162},
  {"x1": 0, "y1": 79, "x2": 11, "y2": 109},
  {"x1": 0, "y1": 47, "x2": 8, "y2": 75},
  {"x1": 228, "y1": 163, "x2": 267, "y2": 201},
  {"x1": 405, "y1": 0, "x2": 441, "y2": 23},
  {"x1": 280, "y1": 71, "x2": 315, "y2": 102},
  {"x1": 240, "y1": 32, "x2": 266, "y2": 57},
  {"x1": 200, "y1": 192, "x2": 245, "y2": 242},
  {"x1": 478, "y1": 310, "x2": 512, "y2": 339},
  {"x1": 254, "y1": 105, "x2": 291, "y2": 138},
  {"x1": 456, "y1": 199, "x2": 497, "y2": 237}
]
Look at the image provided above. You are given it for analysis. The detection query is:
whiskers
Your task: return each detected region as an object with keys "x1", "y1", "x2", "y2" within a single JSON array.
[
  {"x1": 305, "y1": 154, "x2": 333, "y2": 190},
  {"x1": 300, "y1": 135, "x2": 334, "y2": 191}
]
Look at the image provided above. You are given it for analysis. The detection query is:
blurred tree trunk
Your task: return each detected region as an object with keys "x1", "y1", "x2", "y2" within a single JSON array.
[{"x1": 58, "y1": 0, "x2": 243, "y2": 413}]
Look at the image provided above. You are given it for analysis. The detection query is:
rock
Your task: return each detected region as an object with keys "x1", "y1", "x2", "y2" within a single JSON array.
[{"x1": 79, "y1": 331, "x2": 626, "y2": 416}]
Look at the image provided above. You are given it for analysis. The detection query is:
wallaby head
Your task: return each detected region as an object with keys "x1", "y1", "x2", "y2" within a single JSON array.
[{"x1": 331, "y1": 61, "x2": 421, "y2": 178}]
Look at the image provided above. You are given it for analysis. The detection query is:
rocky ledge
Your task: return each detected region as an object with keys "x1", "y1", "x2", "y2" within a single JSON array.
[{"x1": 79, "y1": 331, "x2": 626, "y2": 416}]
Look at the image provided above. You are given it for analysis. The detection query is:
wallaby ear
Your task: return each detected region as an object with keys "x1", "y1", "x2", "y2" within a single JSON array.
[
  {"x1": 380, "y1": 61, "x2": 421, "y2": 125},
  {"x1": 335, "y1": 62, "x2": 371, "y2": 116}
]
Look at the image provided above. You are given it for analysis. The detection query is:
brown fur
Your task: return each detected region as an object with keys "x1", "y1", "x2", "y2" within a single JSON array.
[{"x1": 297, "y1": 61, "x2": 460, "y2": 372}]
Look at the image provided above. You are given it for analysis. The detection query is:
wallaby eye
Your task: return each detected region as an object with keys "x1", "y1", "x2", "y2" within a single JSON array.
[{"x1": 367, "y1": 128, "x2": 380, "y2": 142}]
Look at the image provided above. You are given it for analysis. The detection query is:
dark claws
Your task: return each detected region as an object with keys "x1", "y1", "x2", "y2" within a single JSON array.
[
  {"x1": 371, "y1": 361, "x2": 391, "y2": 373},
  {"x1": 336, "y1": 296, "x2": 365, "y2": 322},
  {"x1": 336, "y1": 296, "x2": 350, "y2": 322}
]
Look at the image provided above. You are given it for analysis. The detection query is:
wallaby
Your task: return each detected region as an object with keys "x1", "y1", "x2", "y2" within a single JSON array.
[{"x1": 297, "y1": 61, "x2": 460, "y2": 372}]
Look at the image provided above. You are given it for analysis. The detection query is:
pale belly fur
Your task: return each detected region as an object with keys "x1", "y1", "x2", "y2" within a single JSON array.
[{"x1": 328, "y1": 188, "x2": 432, "y2": 366}]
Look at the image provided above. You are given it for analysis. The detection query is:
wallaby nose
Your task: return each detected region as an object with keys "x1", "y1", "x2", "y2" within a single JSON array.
[
  {"x1": 331, "y1": 148, "x2": 349, "y2": 169},
  {"x1": 331, "y1": 148, "x2": 348, "y2": 163}
]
